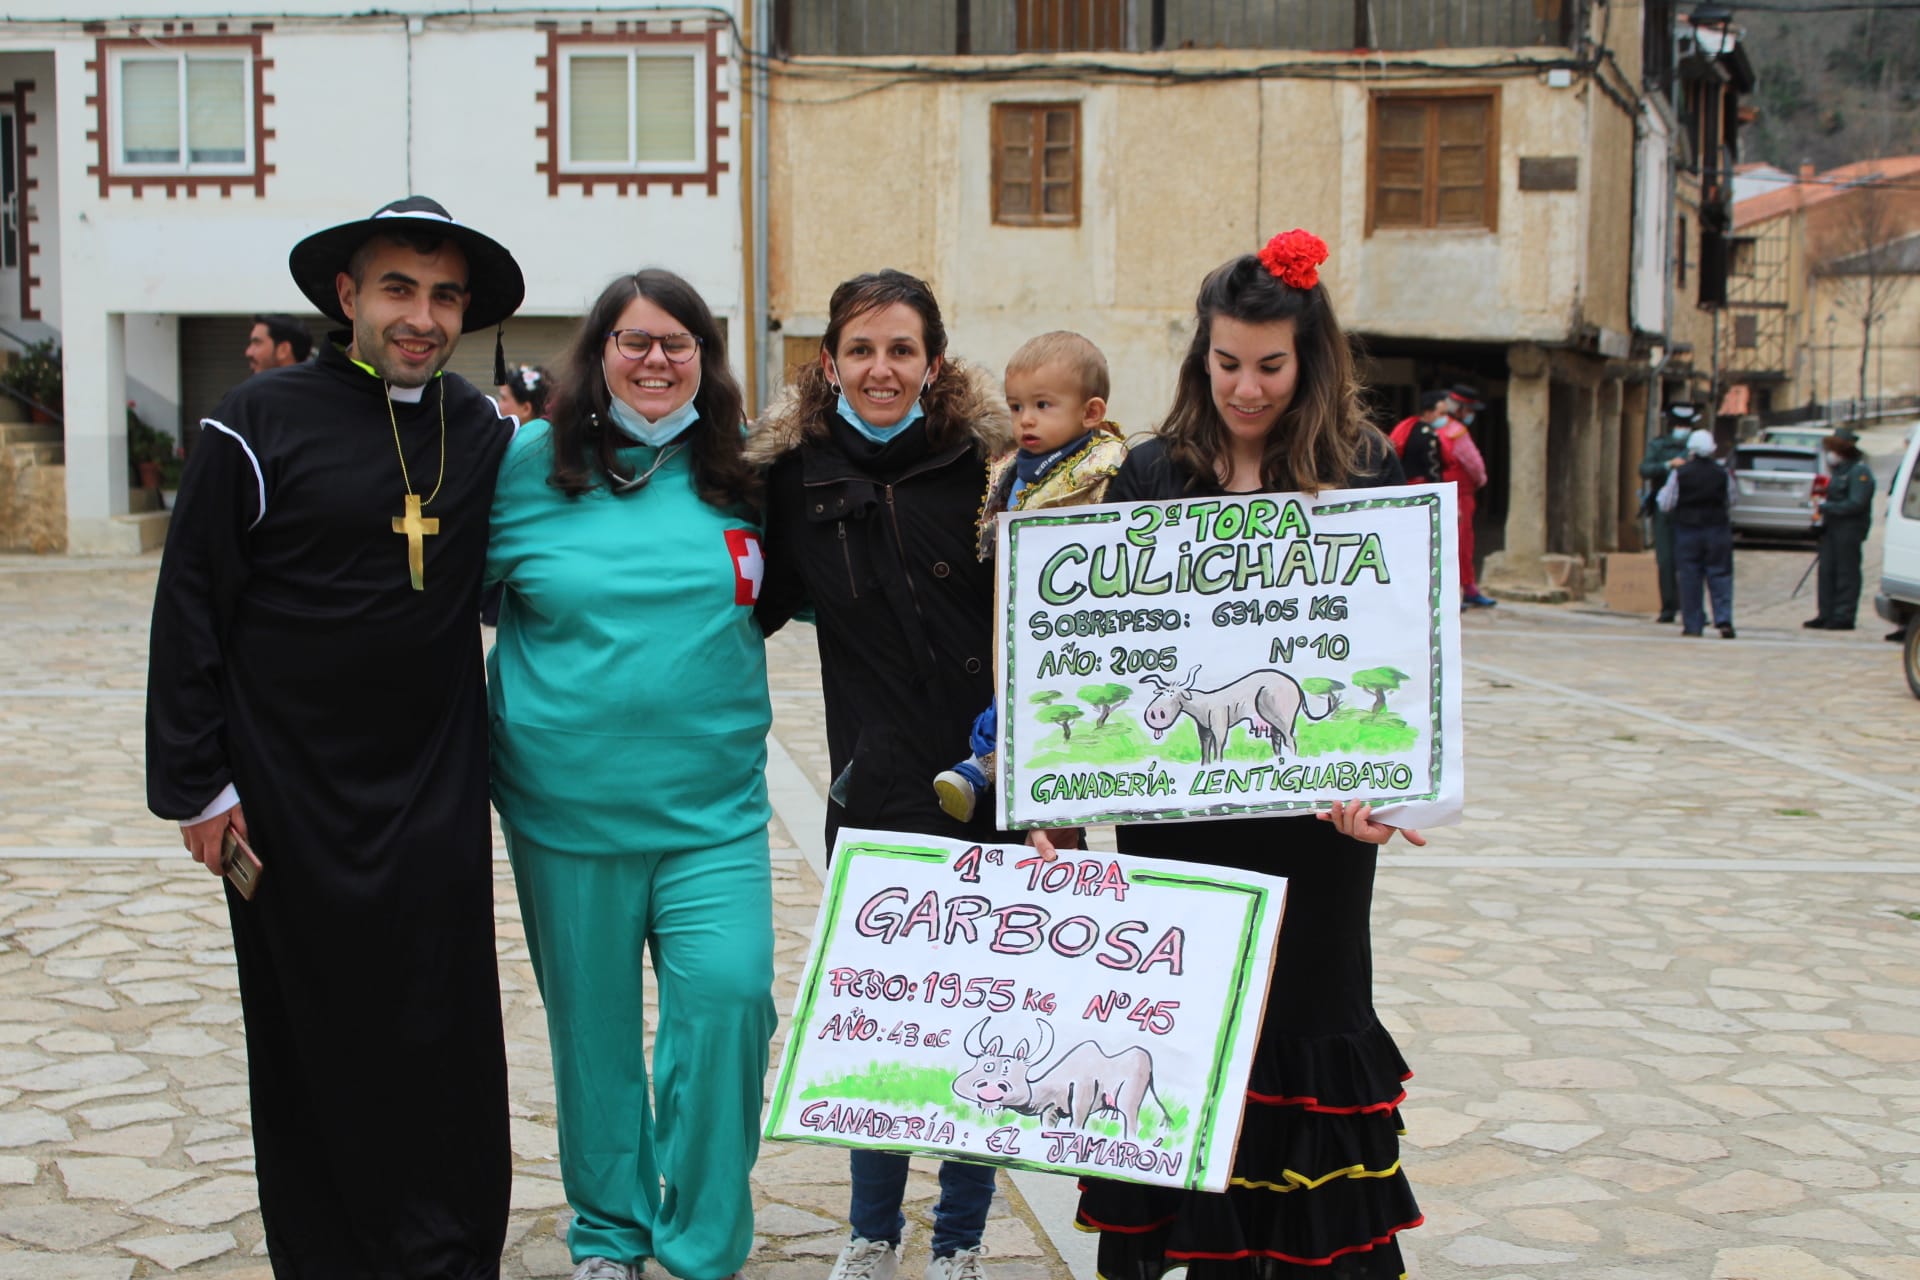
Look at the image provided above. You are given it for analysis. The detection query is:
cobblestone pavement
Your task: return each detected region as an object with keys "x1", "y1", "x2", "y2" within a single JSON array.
[{"x1": 2, "y1": 435, "x2": 1918, "y2": 1279}]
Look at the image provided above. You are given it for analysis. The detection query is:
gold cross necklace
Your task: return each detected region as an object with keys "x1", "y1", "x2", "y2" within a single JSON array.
[{"x1": 385, "y1": 378, "x2": 447, "y2": 591}]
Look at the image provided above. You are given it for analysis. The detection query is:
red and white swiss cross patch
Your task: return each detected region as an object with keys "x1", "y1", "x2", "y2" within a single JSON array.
[{"x1": 726, "y1": 529, "x2": 764, "y2": 606}]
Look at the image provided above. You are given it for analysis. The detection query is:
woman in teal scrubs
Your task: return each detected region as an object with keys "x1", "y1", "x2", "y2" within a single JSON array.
[{"x1": 486, "y1": 270, "x2": 774, "y2": 1280}]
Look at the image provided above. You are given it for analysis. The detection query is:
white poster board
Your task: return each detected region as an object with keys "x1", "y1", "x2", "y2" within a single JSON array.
[
  {"x1": 764, "y1": 829, "x2": 1287, "y2": 1192},
  {"x1": 996, "y1": 485, "x2": 1463, "y2": 830}
]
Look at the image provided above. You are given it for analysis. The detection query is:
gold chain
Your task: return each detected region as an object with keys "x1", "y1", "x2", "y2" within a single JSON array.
[{"x1": 384, "y1": 377, "x2": 448, "y2": 506}]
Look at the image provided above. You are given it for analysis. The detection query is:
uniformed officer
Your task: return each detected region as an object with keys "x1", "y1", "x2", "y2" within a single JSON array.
[
  {"x1": 1805, "y1": 428, "x2": 1877, "y2": 630},
  {"x1": 1640, "y1": 403, "x2": 1700, "y2": 623}
]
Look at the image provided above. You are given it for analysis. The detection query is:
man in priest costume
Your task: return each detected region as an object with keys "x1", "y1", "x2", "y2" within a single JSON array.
[{"x1": 146, "y1": 196, "x2": 523, "y2": 1278}]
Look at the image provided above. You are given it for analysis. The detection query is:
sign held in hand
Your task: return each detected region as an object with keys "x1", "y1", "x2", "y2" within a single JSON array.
[
  {"x1": 764, "y1": 830, "x2": 1288, "y2": 1192},
  {"x1": 996, "y1": 486, "x2": 1464, "y2": 830}
]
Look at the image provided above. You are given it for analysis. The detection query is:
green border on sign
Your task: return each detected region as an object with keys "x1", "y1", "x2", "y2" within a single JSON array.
[
  {"x1": 1001, "y1": 493, "x2": 1446, "y2": 828},
  {"x1": 766, "y1": 842, "x2": 1278, "y2": 1192},
  {"x1": 765, "y1": 842, "x2": 946, "y2": 1128}
]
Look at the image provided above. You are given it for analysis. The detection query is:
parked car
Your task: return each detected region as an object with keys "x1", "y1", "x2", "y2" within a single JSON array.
[
  {"x1": 1731, "y1": 444, "x2": 1826, "y2": 540},
  {"x1": 1758, "y1": 425, "x2": 1831, "y2": 449},
  {"x1": 1873, "y1": 426, "x2": 1920, "y2": 698}
]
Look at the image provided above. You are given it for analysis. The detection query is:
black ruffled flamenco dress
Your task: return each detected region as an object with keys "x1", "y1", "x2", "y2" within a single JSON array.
[{"x1": 1075, "y1": 814, "x2": 1422, "y2": 1280}]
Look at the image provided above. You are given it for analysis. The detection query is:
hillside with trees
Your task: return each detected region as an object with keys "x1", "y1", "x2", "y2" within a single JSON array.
[{"x1": 1740, "y1": 3, "x2": 1920, "y2": 169}]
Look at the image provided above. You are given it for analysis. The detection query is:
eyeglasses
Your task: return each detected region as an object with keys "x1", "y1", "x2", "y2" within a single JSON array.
[{"x1": 607, "y1": 328, "x2": 701, "y2": 364}]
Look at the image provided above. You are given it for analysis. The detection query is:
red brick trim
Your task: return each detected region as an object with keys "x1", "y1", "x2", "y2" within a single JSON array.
[
  {"x1": 85, "y1": 32, "x2": 276, "y2": 199},
  {"x1": 0, "y1": 81, "x2": 41, "y2": 319},
  {"x1": 535, "y1": 21, "x2": 730, "y2": 197}
]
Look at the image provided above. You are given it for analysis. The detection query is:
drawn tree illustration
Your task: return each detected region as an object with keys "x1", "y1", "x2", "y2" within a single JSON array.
[
  {"x1": 1039, "y1": 703, "x2": 1085, "y2": 741},
  {"x1": 1078, "y1": 682, "x2": 1133, "y2": 729},
  {"x1": 1301, "y1": 676, "x2": 1345, "y2": 712},
  {"x1": 1351, "y1": 667, "x2": 1409, "y2": 716},
  {"x1": 1030, "y1": 690, "x2": 1063, "y2": 707}
]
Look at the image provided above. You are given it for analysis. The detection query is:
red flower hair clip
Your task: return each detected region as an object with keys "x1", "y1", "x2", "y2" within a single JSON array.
[{"x1": 1258, "y1": 228, "x2": 1329, "y2": 291}]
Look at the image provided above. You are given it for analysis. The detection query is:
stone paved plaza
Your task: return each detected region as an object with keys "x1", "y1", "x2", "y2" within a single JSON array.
[{"x1": 1, "y1": 444, "x2": 1918, "y2": 1277}]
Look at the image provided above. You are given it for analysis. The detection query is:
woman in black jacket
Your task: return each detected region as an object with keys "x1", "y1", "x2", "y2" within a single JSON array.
[{"x1": 749, "y1": 269, "x2": 1012, "y2": 1280}]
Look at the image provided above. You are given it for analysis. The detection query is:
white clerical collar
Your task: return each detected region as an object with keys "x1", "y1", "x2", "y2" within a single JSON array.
[{"x1": 388, "y1": 384, "x2": 425, "y2": 404}]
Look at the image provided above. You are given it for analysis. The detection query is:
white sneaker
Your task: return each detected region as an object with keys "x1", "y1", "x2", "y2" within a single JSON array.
[
  {"x1": 926, "y1": 1246, "x2": 987, "y2": 1280},
  {"x1": 571, "y1": 1260, "x2": 637, "y2": 1280},
  {"x1": 827, "y1": 1237, "x2": 899, "y2": 1280}
]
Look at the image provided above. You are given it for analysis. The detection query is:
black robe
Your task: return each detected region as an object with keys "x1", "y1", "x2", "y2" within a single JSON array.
[{"x1": 146, "y1": 341, "x2": 513, "y2": 1279}]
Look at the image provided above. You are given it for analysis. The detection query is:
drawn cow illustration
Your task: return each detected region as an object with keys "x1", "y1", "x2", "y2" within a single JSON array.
[
  {"x1": 951, "y1": 1017, "x2": 1161, "y2": 1137},
  {"x1": 1140, "y1": 666, "x2": 1337, "y2": 765}
]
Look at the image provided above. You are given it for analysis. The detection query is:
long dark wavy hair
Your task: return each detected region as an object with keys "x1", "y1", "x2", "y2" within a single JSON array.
[
  {"x1": 1161, "y1": 253, "x2": 1372, "y2": 494},
  {"x1": 782, "y1": 269, "x2": 980, "y2": 451},
  {"x1": 546, "y1": 269, "x2": 756, "y2": 509}
]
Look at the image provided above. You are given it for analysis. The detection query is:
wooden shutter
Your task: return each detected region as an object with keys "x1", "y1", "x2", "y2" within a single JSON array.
[{"x1": 992, "y1": 103, "x2": 1079, "y2": 227}]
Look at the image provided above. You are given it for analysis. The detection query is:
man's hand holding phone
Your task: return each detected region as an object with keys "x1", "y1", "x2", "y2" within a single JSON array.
[{"x1": 183, "y1": 804, "x2": 246, "y2": 874}]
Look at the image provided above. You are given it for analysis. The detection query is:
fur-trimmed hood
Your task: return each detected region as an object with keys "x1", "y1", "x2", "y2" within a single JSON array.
[{"x1": 744, "y1": 358, "x2": 1011, "y2": 468}]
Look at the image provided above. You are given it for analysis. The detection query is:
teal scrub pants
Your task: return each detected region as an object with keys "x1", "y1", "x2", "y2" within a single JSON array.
[{"x1": 507, "y1": 825, "x2": 777, "y2": 1278}]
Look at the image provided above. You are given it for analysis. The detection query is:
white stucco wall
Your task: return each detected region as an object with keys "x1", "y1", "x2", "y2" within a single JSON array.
[{"x1": 1, "y1": 4, "x2": 747, "y2": 549}]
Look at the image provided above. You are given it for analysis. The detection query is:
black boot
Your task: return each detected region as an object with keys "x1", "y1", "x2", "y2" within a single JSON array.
[{"x1": 1803, "y1": 618, "x2": 1828, "y2": 629}]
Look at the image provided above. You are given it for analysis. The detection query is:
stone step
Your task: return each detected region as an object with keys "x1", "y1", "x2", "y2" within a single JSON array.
[
  {"x1": 112, "y1": 509, "x2": 171, "y2": 553},
  {"x1": 128, "y1": 487, "x2": 162, "y2": 514},
  {"x1": 0, "y1": 420, "x2": 60, "y2": 446},
  {"x1": 6, "y1": 440, "x2": 62, "y2": 468}
]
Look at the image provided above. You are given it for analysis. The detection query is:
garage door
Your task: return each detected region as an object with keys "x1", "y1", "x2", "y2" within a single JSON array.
[
  {"x1": 444, "y1": 317, "x2": 581, "y2": 394},
  {"x1": 183, "y1": 315, "x2": 580, "y2": 448},
  {"x1": 179, "y1": 314, "x2": 330, "y2": 447}
]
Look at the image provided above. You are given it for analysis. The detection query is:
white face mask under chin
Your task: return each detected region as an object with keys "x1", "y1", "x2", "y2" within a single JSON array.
[
  {"x1": 831, "y1": 358, "x2": 932, "y2": 444},
  {"x1": 603, "y1": 367, "x2": 702, "y2": 448}
]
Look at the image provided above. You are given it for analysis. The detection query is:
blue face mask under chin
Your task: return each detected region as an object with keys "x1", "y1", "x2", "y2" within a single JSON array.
[
  {"x1": 832, "y1": 360, "x2": 931, "y2": 445},
  {"x1": 604, "y1": 372, "x2": 701, "y2": 448}
]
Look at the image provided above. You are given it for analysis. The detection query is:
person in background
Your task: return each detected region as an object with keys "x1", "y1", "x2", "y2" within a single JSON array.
[
  {"x1": 482, "y1": 365, "x2": 552, "y2": 626},
  {"x1": 497, "y1": 363, "x2": 552, "y2": 427},
  {"x1": 1663, "y1": 427, "x2": 1737, "y2": 639},
  {"x1": 1805, "y1": 428, "x2": 1876, "y2": 632},
  {"x1": 244, "y1": 313, "x2": 313, "y2": 375},
  {"x1": 1439, "y1": 387, "x2": 1494, "y2": 607},
  {"x1": 1390, "y1": 390, "x2": 1493, "y2": 608},
  {"x1": 1641, "y1": 402, "x2": 1699, "y2": 623}
]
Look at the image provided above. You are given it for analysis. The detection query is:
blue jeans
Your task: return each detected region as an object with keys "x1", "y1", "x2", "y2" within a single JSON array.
[
  {"x1": 1674, "y1": 523, "x2": 1733, "y2": 633},
  {"x1": 848, "y1": 1150, "x2": 996, "y2": 1257}
]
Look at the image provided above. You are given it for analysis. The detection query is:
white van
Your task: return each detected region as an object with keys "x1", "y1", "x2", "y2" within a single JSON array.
[{"x1": 1874, "y1": 426, "x2": 1920, "y2": 697}]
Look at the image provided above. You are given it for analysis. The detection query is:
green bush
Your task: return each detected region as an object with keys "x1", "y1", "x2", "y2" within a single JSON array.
[{"x1": 0, "y1": 338, "x2": 61, "y2": 417}]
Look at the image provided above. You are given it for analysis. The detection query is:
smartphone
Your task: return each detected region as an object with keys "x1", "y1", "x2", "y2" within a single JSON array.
[{"x1": 220, "y1": 828, "x2": 264, "y2": 901}]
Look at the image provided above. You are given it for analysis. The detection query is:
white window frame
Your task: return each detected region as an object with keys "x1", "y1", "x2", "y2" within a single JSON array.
[
  {"x1": 557, "y1": 43, "x2": 708, "y2": 175},
  {"x1": 108, "y1": 47, "x2": 255, "y2": 178}
]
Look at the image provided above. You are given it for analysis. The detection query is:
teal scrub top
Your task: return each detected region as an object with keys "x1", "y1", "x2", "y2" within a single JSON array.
[{"x1": 485, "y1": 420, "x2": 772, "y2": 854}]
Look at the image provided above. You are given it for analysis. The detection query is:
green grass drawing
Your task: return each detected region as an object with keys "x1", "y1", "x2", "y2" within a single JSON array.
[
  {"x1": 800, "y1": 1060, "x2": 1192, "y2": 1142},
  {"x1": 1024, "y1": 707, "x2": 1416, "y2": 767},
  {"x1": 1294, "y1": 707, "x2": 1420, "y2": 756},
  {"x1": 801, "y1": 1064, "x2": 978, "y2": 1123}
]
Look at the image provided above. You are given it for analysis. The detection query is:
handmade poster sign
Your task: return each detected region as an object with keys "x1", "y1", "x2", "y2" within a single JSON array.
[
  {"x1": 996, "y1": 485, "x2": 1463, "y2": 830},
  {"x1": 764, "y1": 829, "x2": 1287, "y2": 1192}
]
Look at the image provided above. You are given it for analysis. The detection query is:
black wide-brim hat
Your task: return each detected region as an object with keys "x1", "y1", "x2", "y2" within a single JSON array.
[{"x1": 288, "y1": 195, "x2": 524, "y2": 333}]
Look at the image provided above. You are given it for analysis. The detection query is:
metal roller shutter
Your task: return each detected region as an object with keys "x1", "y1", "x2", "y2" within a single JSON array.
[
  {"x1": 444, "y1": 316, "x2": 581, "y2": 396},
  {"x1": 183, "y1": 315, "x2": 578, "y2": 449},
  {"x1": 179, "y1": 314, "x2": 329, "y2": 451}
]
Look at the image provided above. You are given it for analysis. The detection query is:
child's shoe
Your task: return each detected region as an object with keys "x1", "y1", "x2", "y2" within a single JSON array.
[{"x1": 933, "y1": 758, "x2": 990, "y2": 822}]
